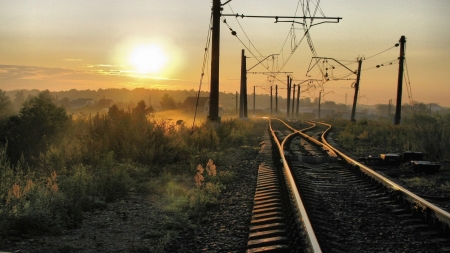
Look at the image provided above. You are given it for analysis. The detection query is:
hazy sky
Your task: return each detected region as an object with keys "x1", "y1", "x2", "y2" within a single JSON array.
[{"x1": 1, "y1": 0, "x2": 449, "y2": 106}]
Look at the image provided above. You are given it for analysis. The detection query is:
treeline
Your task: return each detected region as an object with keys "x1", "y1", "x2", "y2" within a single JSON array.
[{"x1": 0, "y1": 89, "x2": 257, "y2": 243}]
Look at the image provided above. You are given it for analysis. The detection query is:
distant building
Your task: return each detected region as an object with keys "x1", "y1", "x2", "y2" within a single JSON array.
[
  {"x1": 97, "y1": 98, "x2": 114, "y2": 109},
  {"x1": 183, "y1": 97, "x2": 210, "y2": 114},
  {"x1": 68, "y1": 98, "x2": 95, "y2": 110}
]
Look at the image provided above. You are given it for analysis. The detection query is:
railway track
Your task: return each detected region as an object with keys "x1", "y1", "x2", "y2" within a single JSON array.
[{"x1": 247, "y1": 118, "x2": 450, "y2": 253}]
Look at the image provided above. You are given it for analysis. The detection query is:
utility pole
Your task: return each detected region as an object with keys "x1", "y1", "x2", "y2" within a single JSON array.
[
  {"x1": 388, "y1": 99, "x2": 392, "y2": 121},
  {"x1": 253, "y1": 86, "x2": 256, "y2": 116},
  {"x1": 318, "y1": 91, "x2": 322, "y2": 119},
  {"x1": 296, "y1": 84, "x2": 300, "y2": 117},
  {"x1": 287, "y1": 76, "x2": 291, "y2": 118},
  {"x1": 394, "y1": 35, "x2": 406, "y2": 125},
  {"x1": 270, "y1": 86, "x2": 273, "y2": 116},
  {"x1": 275, "y1": 85, "x2": 278, "y2": 115},
  {"x1": 235, "y1": 91, "x2": 238, "y2": 116},
  {"x1": 350, "y1": 58, "x2": 363, "y2": 122},
  {"x1": 209, "y1": 0, "x2": 221, "y2": 122},
  {"x1": 240, "y1": 49, "x2": 248, "y2": 118},
  {"x1": 291, "y1": 84, "x2": 296, "y2": 118}
]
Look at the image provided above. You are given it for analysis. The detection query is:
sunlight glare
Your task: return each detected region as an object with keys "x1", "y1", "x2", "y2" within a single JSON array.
[{"x1": 129, "y1": 44, "x2": 168, "y2": 74}]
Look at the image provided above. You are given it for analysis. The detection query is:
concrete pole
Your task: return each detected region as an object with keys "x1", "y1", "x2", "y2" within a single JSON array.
[
  {"x1": 318, "y1": 91, "x2": 322, "y2": 119},
  {"x1": 275, "y1": 85, "x2": 278, "y2": 115},
  {"x1": 296, "y1": 85, "x2": 300, "y2": 117},
  {"x1": 287, "y1": 76, "x2": 291, "y2": 118},
  {"x1": 350, "y1": 58, "x2": 363, "y2": 122},
  {"x1": 394, "y1": 36, "x2": 406, "y2": 125},
  {"x1": 208, "y1": 0, "x2": 221, "y2": 122},
  {"x1": 270, "y1": 86, "x2": 273, "y2": 116},
  {"x1": 239, "y1": 49, "x2": 248, "y2": 118},
  {"x1": 292, "y1": 84, "x2": 296, "y2": 117},
  {"x1": 253, "y1": 86, "x2": 256, "y2": 116}
]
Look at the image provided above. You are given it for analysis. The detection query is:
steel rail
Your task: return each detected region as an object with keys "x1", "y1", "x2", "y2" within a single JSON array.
[
  {"x1": 276, "y1": 119, "x2": 337, "y2": 157},
  {"x1": 267, "y1": 118, "x2": 322, "y2": 253},
  {"x1": 316, "y1": 121, "x2": 450, "y2": 231}
]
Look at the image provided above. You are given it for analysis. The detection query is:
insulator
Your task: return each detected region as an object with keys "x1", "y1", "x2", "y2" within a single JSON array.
[
  {"x1": 231, "y1": 31, "x2": 237, "y2": 36},
  {"x1": 395, "y1": 43, "x2": 399, "y2": 47},
  {"x1": 376, "y1": 65, "x2": 380, "y2": 68}
]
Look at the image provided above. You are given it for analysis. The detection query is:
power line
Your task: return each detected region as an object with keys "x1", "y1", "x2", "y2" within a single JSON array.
[
  {"x1": 226, "y1": 4, "x2": 265, "y2": 59},
  {"x1": 365, "y1": 44, "x2": 399, "y2": 60},
  {"x1": 192, "y1": 13, "x2": 213, "y2": 131}
]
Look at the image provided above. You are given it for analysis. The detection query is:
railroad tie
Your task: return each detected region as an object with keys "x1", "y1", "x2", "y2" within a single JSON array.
[{"x1": 247, "y1": 164, "x2": 289, "y2": 253}]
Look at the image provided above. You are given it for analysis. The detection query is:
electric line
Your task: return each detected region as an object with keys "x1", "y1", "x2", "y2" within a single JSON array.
[
  {"x1": 405, "y1": 58, "x2": 414, "y2": 105},
  {"x1": 192, "y1": 13, "x2": 213, "y2": 132},
  {"x1": 222, "y1": 17, "x2": 292, "y2": 86},
  {"x1": 361, "y1": 59, "x2": 398, "y2": 72},
  {"x1": 227, "y1": 4, "x2": 265, "y2": 59},
  {"x1": 365, "y1": 44, "x2": 399, "y2": 60}
]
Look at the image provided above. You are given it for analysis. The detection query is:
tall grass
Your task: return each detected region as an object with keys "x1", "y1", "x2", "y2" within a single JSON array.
[
  {"x1": 334, "y1": 113, "x2": 450, "y2": 161},
  {"x1": 0, "y1": 101, "x2": 257, "y2": 244}
]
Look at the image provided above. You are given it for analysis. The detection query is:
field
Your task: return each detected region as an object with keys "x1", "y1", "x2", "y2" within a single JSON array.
[
  {"x1": 0, "y1": 90, "x2": 266, "y2": 252},
  {"x1": 332, "y1": 115, "x2": 450, "y2": 204}
]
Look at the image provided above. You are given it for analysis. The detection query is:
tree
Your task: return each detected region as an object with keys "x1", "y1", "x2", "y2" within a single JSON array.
[
  {"x1": 13, "y1": 90, "x2": 25, "y2": 112},
  {"x1": 160, "y1": 94, "x2": 177, "y2": 110},
  {"x1": 132, "y1": 100, "x2": 154, "y2": 122},
  {"x1": 2, "y1": 90, "x2": 70, "y2": 164},
  {"x1": 0, "y1": 90, "x2": 13, "y2": 120}
]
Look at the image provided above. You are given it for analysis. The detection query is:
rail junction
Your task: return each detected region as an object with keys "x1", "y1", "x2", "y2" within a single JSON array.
[{"x1": 247, "y1": 118, "x2": 450, "y2": 253}]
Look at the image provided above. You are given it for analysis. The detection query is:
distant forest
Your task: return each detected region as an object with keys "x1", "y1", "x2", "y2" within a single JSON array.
[{"x1": 2, "y1": 88, "x2": 449, "y2": 120}]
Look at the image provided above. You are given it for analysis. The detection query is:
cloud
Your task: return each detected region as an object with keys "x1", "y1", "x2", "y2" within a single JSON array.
[
  {"x1": 64, "y1": 59, "x2": 83, "y2": 62},
  {"x1": 0, "y1": 64, "x2": 200, "y2": 91},
  {"x1": 0, "y1": 64, "x2": 76, "y2": 80}
]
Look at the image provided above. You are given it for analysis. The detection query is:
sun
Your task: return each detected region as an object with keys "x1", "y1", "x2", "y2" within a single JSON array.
[{"x1": 129, "y1": 44, "x2": 168, "y2": 74}]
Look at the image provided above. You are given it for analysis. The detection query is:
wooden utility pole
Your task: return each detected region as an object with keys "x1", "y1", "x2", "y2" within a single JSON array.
[
  {"x1": 240, "y1": 49, "x2": 248, "y2": 118},
  {"x1": 394, "y1": 36, "x2": 406, "y2": 125},
  {"x1": 350, "y1": 58, "x2": 363, "y2": 122},
  {"x1": 209, "y1": 0, "x2": 221, "y2": 122}
]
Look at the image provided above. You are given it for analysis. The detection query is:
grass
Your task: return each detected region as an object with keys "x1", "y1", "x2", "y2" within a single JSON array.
[
  {"x1": 332, "y1": 115, "x2": 450, "y2": 198},
  {"x1": 0, "y1": 102, "x2": 258, "y2": 249}
]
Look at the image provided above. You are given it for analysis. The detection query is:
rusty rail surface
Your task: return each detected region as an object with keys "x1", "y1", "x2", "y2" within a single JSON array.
[
  {"x1": 316, "y1": 120, "x2": 450, "y2": 233},
  {"x1": 267, "y1": 118, "x2": 322, "y2": 253}
]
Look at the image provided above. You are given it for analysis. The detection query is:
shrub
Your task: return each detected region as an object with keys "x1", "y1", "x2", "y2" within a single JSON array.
[{"x1": 188, "y1": 160, "x2": 223, "y2": 216}]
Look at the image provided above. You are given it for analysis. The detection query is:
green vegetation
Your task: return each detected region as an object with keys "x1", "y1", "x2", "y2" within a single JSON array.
[
  {"x1": 0, "y1": 90, "x2": 258, "y2": 248},
  {"x1": 333, "y1": 113, "x2": 450, "y2": 161}
]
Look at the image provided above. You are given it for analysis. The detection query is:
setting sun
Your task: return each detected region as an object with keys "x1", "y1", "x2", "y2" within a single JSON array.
[{"x1": 129, "y1": 44, "x2": 168, "y2": 74}]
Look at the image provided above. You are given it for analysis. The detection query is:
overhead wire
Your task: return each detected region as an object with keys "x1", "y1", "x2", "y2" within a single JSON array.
[
  {"x1": 365, "y1": 44, "x2": 399, "y2": 60},
  {"x1": 222, "y1": 14, "x2": 291, "y2": 86},
  {"x1": 192, "y1": 13, "x2": 213, "y2": 132},
  {"x1": 227, "y1": 4, "x2": 265, "y2": 60}
]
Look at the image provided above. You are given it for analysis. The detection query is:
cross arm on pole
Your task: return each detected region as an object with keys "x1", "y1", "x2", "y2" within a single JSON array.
[
  {"x1": 307, "y1": 57, "x2": 356, "y2": 76},
  {"x1": 221, "y1": 14, "x2": 342, "y2": 24},
  {"x1": 247, "y1": 54, "x2": 279, "y2": 72}
]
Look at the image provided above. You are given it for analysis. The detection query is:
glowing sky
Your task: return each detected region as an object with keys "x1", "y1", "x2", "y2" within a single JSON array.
[{"x1": 1, "y1": 0, "x2": 449, "y2": 106}]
